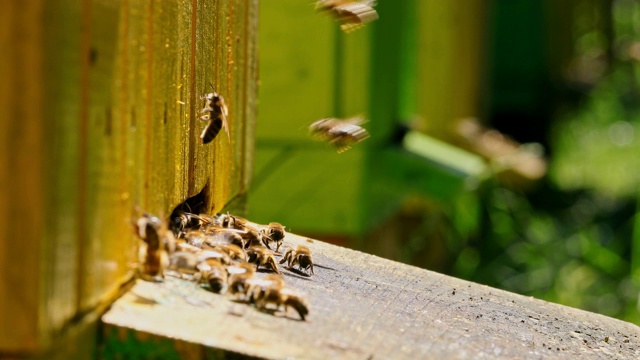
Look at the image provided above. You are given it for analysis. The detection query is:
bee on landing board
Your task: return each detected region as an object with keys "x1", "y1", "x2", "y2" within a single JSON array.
[
  {"x1": 196, "y1": 258, "x2": 228, "y2": 293},
  {"x1": 315, "y1": 0, "x2": 378, "y2": 33},
  {"x1": 280, "y1": 245, "x2": 315, "y2": 276},
  {"x1": 260, "y1": 222, "x2": 286, "y2": 252},
  {"x1": 247, "y1": 246, "x2": 282, "y2": 274},
  {"x1": 245, "y1": 276, "x2": 309, "y2": 321},
  {"x1": 200, "y1": 84, "x2": 229, "y2": 144},
  {"x1": 309, "y1": 116, "x2": 370, "y2": 153},
  {"x1": 227, "y1": 263, "x2": 256, "y2": 297}
]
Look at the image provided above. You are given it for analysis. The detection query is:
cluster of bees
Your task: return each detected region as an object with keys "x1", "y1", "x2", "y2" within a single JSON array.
[
  {"x1": 134, "y1": 210, "x2": 314, "y2": 321},
  {"x1": 130, "y1": 0, "x2": 379, "y2": 323}
]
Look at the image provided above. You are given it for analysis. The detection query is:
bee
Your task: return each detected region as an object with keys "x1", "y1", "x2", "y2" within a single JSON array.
[
  {"x1": 134, "y1": 212, "x2": 175, "y2": 281},
  {"x1": 276, "y1": 288, "x2": 310, "y2": 321},
  {"x1": 246, "y1": 274, "x2": 285, "y2": 305},
  {"x1": 198, "y1": 249, "x2": 232, "y2": 266},
  {"x1": 200, "y1": 84, "x2": 230, "y2": 144},
  {"x1": 214, "y1": 243, "x2": 247, "y2": 262},
  {"x1": 196, "y1": 258, "x2": 228, "y2": 293},
  {"x1": 309, "y1": 116, "x2": 370, "y2": 153},
  {"x1": 168, "y1": 251, "x2": 199, "y2": 276},
  {"x1": 315, "y1": 0, "x2": 378, "y2": 33},
  {"x1": 183, "y1": 229, "x2": 208, "y2": 248},
  {"x1": 203, "y1": 226, "x2": 248, "y2": 249},
  {"x1": 217, "y1": 212, "x2": 246, "y2": 230},
  {"x1": 247, "y1": 277, "x2": 309, "y2": 321},
  {"x1": 175, "y1": 238, "x2": 202, "y2": 253},
  {"x1": 261, "y1": 222, "x2": 286, "y2": 251},
  {"x1": 171, "y1": 211, "x2": 211, "y2": 237},
  {"x1": 280, "y1": 245, "x2": 315, "y2": 276},
  {"x1": 227, "y1": 263, "x2": 256, "y2": 296},
  {"x1": 243, "y1": 226, "x2": 273, "y2": 249},
  {"x1": 247, "y1": 246, "x2": 281, "y2": 274}
]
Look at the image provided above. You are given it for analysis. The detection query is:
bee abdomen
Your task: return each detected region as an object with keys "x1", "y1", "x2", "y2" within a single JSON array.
[
  {"x1": 208, "y1": 276, "x2": 226, "y2": 293},
  {"x1": 201, "y1": 117, "x2": 223, "y2": 144}
]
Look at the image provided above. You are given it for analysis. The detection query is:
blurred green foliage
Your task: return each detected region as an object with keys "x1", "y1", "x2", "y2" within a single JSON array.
[{"x1": 450, "y1": 0, "x2": 640, "y2": 323}]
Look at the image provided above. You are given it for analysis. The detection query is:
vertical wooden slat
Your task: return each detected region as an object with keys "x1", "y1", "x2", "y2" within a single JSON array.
[
  {"x1": 0, "y1": 0, "x2": 46, "y2": 352},
  {"x1": 78, "y1": 0, "x2": 129, "y2": 312},
  {"x1": 43, "y1": 0, "x2": 84, "y2": 337}
]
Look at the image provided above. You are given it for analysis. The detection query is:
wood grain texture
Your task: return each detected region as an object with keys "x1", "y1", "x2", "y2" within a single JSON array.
[
  {"x1": 103, "y1": 229, "x2": 640, "y2": 359},
  {"x1": 0, "y1": 0, "x2": 46, "y2": 352},
  {"x1": 0, "y1": 0, "x2": 257, "y2": 354}
]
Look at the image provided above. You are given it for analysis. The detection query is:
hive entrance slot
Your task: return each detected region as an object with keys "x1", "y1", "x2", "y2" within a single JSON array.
[{"x1": 168, "y1": 183, "x2": 211, "y2": 234}]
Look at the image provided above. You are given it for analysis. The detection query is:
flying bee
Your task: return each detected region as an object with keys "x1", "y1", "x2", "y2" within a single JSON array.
[
  {"x1": 247, "y1": 246, "x2": 281, "y2": 274},
  {"x1": 280, "y1": 245, "x2": 315, "y2": 276},
  {"x1": 309, "y1": 116, "x2": 370, "y2": 153},
  {"x1": 315, "y1": 0, "x2": 378, "y2": 33},
  {"x1": 133, "y1": 212, "x2": 175, "y2": 281},
  {"x1": 200, "y1": 84, "x2": 230, "y2": 144},
  {"x1": 196, "y1": 258, "x2": 228, "y2": 293},
  {"x1": 260, "y1": 222, "x2": 286, "y2": 252}
]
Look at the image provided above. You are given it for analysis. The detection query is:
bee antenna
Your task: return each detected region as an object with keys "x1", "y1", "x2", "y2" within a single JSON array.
[{"x1": 208, "y1": 82, "x2": 215, "y2": 93}]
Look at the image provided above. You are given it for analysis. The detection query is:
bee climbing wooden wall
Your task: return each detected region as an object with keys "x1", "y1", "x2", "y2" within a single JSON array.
[{"x1": 0, "y1": 0, "x2": 258, "y2": 355}]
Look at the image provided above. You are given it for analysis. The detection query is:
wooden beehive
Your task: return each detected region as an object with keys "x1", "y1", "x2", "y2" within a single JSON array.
[{"x1": 0, "y1": 0, "x2": 258, "y2": 355}]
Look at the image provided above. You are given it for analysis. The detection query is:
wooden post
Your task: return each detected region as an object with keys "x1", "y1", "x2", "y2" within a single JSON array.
[{"x1": 0, "y1": 0, "x2": 258, "y2": 355}]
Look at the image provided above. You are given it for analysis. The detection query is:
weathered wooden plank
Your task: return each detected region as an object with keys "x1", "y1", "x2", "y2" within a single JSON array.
[
  {"x1": 0, "y1": 0, "x2": 258, "y2": 354},
  {"x1": 103, "y1": 229, "x2": 640, "y2": 359}
]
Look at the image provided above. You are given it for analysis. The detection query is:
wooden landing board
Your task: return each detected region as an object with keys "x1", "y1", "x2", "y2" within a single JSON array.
[{"x1": 102, "y1": 230, "x2": 640, "y2": 359}]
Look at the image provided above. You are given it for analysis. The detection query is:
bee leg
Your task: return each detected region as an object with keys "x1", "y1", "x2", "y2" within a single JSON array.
[
  {"x1": 279, "y1": 251, "x2": 290, "y2": 265},
  {"x1": 310, "y1": 263, "x2": 315, "y2": 275},
  {"x1": 267, "y1": 257, "x2": 282, "y2": 274}
]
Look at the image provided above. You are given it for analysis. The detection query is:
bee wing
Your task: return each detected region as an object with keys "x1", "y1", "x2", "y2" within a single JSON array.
[
  {"x1": 204, "y1": 229, "x2": 241, "y2": 247},
  {"x1": 227, "y1": 265, "x2": 249, "y2": 275},
  {"x1": 222, "y1": 113, "x2": 231, "y2": 143},
  {"x1": 196, "y1": 262, "x2": 212, "y2": 272},
  {"x1": 246, "y1": 278, "x2": 274, "y2": 288},
  {"x1": 342, "y1": 115, "x2": 367, "y2": 126}
]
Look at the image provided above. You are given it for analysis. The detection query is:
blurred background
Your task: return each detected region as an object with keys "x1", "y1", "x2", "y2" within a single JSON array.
[{"x1": 246, "y1": 0, "x2": 640, "y2": 324}]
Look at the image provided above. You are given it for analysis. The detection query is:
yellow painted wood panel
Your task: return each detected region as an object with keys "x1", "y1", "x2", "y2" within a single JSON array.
[
  {"x1": 0, "y1": 0, "x2": 258, "y2": 354},
  {"x1": 0, "y1": 0, "x2": 46, "y2": 352},
  {"x1": 416, "y1": 1, "x2": 488, "y2": 140},
  {"x1": 257, "y1": 0, "x2": 337, "y2": 141}
]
